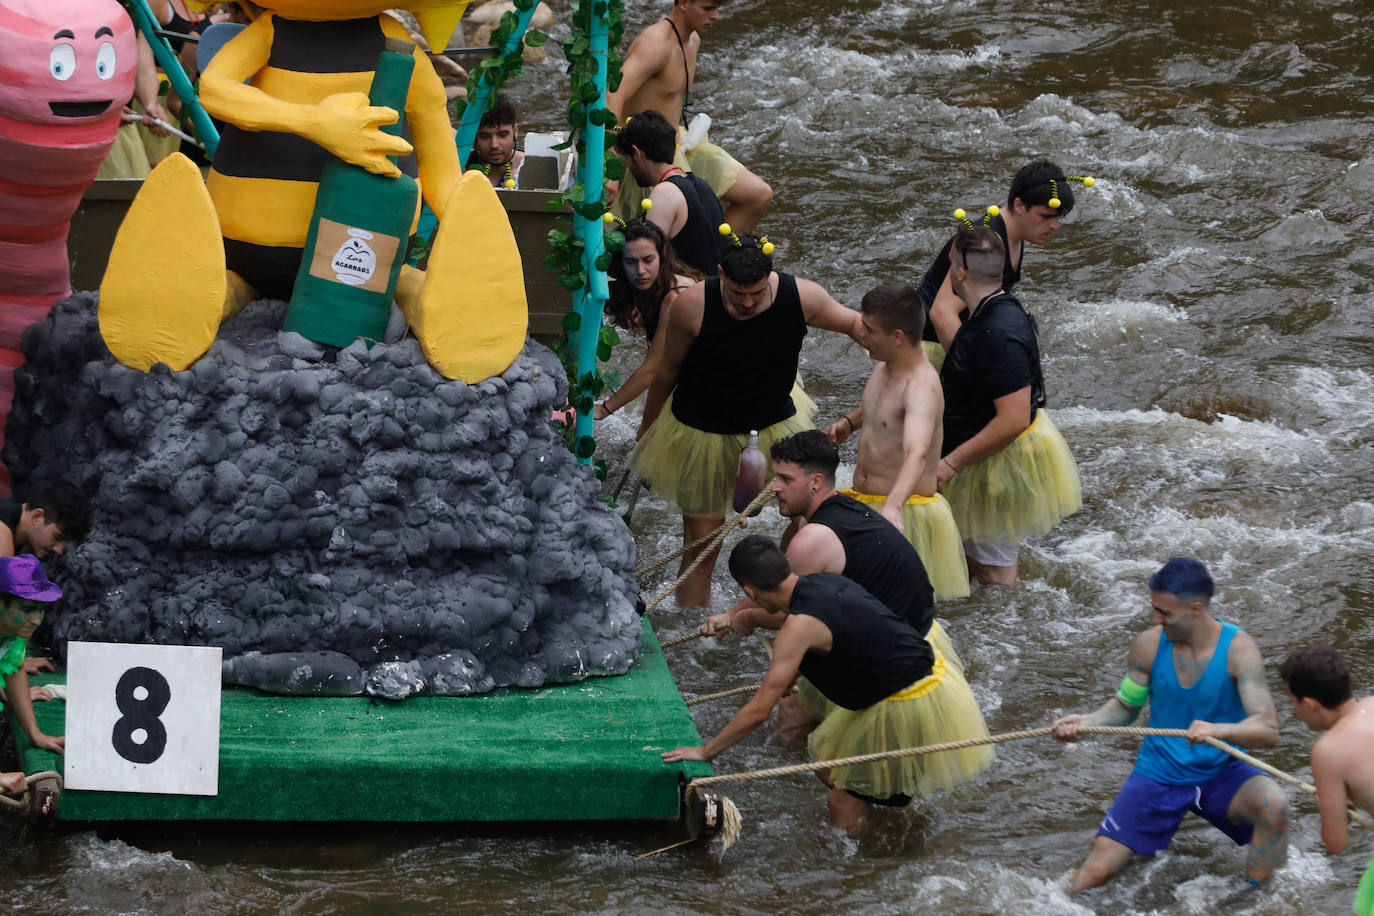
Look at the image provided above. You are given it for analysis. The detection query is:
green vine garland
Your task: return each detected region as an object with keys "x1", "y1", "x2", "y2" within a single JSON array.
[
  {"x1": 450, "y1": 0, "x2": 549, "y2": 126},
  {"x1": 547, "y1": 0, "x2": 626, "y2": 477}
]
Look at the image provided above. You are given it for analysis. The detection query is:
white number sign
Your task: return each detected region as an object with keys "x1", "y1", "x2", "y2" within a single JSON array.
[{"x1": 63, "y1": 642, "x2": 222, "y2": 796}]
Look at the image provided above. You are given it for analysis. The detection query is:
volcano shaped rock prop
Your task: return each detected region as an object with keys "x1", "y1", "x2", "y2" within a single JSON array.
[{"x1": 6, "y1": 294, "x2": 641, "y2": 698}]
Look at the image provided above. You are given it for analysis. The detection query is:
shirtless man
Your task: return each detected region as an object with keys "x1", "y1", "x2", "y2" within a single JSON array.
[
  {"x1": 824, "y1": 283, "x2": 968, "y2": 600},
  {"x1": 607, "y1": 0, "x2": 772, "y2": 231},
  {"x1": 1280, "y1": 647, "x2": 1374, "y2": 896},
  {"x1": 466, "y1": 95, "x2": 523, "y2": 190}
]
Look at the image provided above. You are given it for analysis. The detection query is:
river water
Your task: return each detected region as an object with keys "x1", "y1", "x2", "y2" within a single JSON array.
[{"x1": 6, "y1": 1, "x2": 1374, "y2": 913}]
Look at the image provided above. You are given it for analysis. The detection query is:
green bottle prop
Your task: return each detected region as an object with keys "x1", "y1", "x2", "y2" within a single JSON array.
[{"x1": 284, "y1": 38, "x2": 419, "y2": 347}]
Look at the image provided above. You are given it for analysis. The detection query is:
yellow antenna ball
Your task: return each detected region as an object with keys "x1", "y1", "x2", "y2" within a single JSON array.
[
  {"x1": 503, "y1": 178, "x2": 516, "y2": 189},
  {"x1": 603, "y1": 212, "x2": 616, "y2": 224},
  {"x1": 986, "y1": 205, "x2": 1000, "y2": 217},
  {"x1": 953, "y1": 208, "x2": 966, "y2": 221},
  {"x1": 761, "y1": 241, "x2": 775, "y2": 256},
  {"x1": 718, "y1": 223, "x2": 732, "y2": 236},
  {"x1": 1048, "y1": 197, "x2": 1061, "y2": 209},
  {"x1": 1084, "y1": 176, "x2": 1096, "y2": 187},
  {"x1": 640, "y1": 198, "x2": 653, "y2": 212}
]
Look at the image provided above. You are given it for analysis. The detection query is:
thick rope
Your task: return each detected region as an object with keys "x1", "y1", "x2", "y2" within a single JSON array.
[
  {"x1": 660, "y1": 624, "x2": 725, "y2": 650},
  {"x1": 635, "y1": 488, "x2": 776, "y2": 580},
  {"x1": 685, "y1": 724, "x2": 1374, "y2": 829},
  {"x1": 0, "y1": 770, "x2": 61, "y2": 815},
  {"x1": 686, "y1": 684, "x2": 758, "y2": 707},
  {"x1": 611, "y1": 467, "x2": 634, "y2": 502},
  {"x1": 642, "y1": 490, "x2": 777, "y2": 613}
]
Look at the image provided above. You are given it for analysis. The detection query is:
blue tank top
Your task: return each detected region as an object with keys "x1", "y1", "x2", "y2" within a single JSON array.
[{"x1": 1134, "y1": 621, "x2": 1248, "y2": 785}]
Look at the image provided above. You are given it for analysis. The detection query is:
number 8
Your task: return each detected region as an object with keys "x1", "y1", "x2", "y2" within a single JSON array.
[{"x1": 111, "y1": 667, "x2": 171, "y2": 764}]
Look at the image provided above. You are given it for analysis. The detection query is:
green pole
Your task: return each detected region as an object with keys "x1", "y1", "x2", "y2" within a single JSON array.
[
  {"x1": 453, "y1": 4, "x2": 538, "y2": 170},
  {"x1": 125, "y1": 0, "x2": 220, "y2": 157},
  {"x1": 570, "y1": 5, "x2": 610, "y2": 462}
]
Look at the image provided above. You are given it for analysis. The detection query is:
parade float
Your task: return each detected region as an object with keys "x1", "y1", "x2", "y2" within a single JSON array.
[{"x1": 5, "y1": 0, "x2": 722, "y2": 834}]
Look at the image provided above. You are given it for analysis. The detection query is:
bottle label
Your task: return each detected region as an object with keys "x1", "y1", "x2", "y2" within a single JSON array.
[{"x1": 308, "y1": 220, "x2": 400, "y2": 293}]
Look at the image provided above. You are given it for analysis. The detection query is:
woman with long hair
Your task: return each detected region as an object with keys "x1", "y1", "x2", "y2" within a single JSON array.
[{"x1": 594, "y1": 221, "x2": 702, "y2": 420}]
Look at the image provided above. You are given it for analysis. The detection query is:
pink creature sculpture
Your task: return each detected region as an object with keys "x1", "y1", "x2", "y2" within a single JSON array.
[{"x1": 0, "y1": 0, "x2": 135, "y2": 492}]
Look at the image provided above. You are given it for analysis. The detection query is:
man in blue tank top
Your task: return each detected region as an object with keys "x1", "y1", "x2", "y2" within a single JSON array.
[{"x1": 1051, "y1": 558, "x2": 1288, "y2": 890}]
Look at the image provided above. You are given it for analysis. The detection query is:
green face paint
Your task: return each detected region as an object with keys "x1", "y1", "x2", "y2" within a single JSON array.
[{"x1": 0, "y1": 596, "x2": 44, "y2": 637}]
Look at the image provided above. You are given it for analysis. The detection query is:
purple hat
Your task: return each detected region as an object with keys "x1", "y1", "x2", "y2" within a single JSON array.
[{"x1": 0, "y1": 555, "x2": 62, "y2": 602}]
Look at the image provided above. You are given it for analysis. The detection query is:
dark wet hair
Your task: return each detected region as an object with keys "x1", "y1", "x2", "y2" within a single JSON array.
[
  {"x1": 729, "y1": 535, "x2": 791, "y2": 591},
  {"x1": 1280, "y1": 646, "x2": 1353, "y2": 709},
  {"x1": 769, "y1": 431, "x2": 838, "y2": 485},
  {"x1": 951, "y1": 226, "x2": 1005, "y2": 284},
  {"x1": 719, "y1": 233, "x2": 773, "y2": 285},
  {"x1": 861, "y1": 282, "x2": 923, "y2": 341},
  {"x1": 1009, "y1": 159, "x2": 1074, "y2": 216},
  {"x1": 614, "y1": 109, "x2": 676, "y2": 164},
  {"x1": 480, "y1": 95, "x2": 517, "y2": 129},
  {"x1": 24, "y1": 478, "x2": 92, "y2": 543},
  {"x1": 1147, "y1": 557, "x2": 1213, "y2": 604},
  {"x1": 605, "y1": 222, "x2": 702, "y2": 339}
]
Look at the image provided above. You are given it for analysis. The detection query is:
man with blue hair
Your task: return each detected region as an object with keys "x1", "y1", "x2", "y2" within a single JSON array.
[{"x1": 1051, "y1": 557, "x2": 1288, "y2": 890}]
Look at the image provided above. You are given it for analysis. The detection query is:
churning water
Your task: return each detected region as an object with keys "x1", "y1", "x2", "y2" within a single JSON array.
[{"x1": 5, "y1": 1, "x2": 1373, "y2": 912}]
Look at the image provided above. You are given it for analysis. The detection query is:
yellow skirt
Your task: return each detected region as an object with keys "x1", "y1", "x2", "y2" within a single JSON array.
[
  {"x1": 795, "y1": 618, "x2": 965, "y2": 718},
  {"x1": 921, "y1": 339, "x2": 946, "y2": 373},
  {"x1": 628, "y1": 386, "x2": 814, "y2": 517},
  {"x1": 841, "y1": 489, "x2": 970, "y2": 602},
  {"x1": 97, "y1": 123, "x2": 153, "y2": 180},
  {"x1": 942, "y1": 410, "x2": 1081, "y2": 544},
  {"x1": 807, "y1": 655, "x2": 994, "y2": 799},
  {"x1": 612, "y1": 128, "x2": 744, "y2": 223}
]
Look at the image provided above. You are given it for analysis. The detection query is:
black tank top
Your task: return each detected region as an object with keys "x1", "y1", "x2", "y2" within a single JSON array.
[
  {"x1": 915, "y1": 214, "x2": 1022, "y2": 342},
  {"x1": 808, "y1": 495, "x2": 934, "y2": 635},
  {"x1": 664, "y1": 173, "x2": 724, "y2": 279},
  {"x1": 671, "y1": 273, "x2": 806, "y2": 434},
  {"x1": 789, "y1": 574, "x2": 934, "y2": 710}
]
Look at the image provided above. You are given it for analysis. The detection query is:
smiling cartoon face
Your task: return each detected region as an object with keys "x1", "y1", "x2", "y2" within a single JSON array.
[{"x1": 0, "y1": 0, "x2": 136, "y2": 125}]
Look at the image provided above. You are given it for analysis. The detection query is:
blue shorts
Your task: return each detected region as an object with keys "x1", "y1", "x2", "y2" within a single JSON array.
[{"x1": 1097, "y1": 758, "x2": 1266, "y2": 855}]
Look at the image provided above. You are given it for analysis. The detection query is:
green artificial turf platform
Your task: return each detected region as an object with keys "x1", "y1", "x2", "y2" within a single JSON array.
[{"x1": 13, "y1": 619, "x2": 713, "y2": 822}]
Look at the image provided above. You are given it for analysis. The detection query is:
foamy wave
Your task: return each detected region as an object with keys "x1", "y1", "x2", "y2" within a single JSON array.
[
  {"x1": 1289, "y1": 366, "x2": 1374, "y2": 429},
  {"x1": 1051, "y1": 298, "x2": 1184, "y2": 349},
  {"x1": 1056, "y1": 406, "x2": 1317, "y2": 459}
]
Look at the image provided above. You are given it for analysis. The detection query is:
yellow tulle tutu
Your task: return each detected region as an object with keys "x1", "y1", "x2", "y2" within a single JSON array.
[
  {"x1": 97, "y1": 123, "x2": 153, "y2": 180},
  {"x1": 794, "y1": 618, "x2": 965, "y2": 719},
  {"x1": 921, "y1": 339, "x2": 946, "y2": 373},
  {"x1": 942, "y1": 410, "x2": 1081, "y2": 544},
  {"x1": 612, "y1": 128, "x2": 744, "y2": 223},
  {"x1": 629, "y1": 388, "x2": 814, "y2": 517},
  {"x1": 808, "y1": 654, "x2": 994, "y2": 799},
  {"x1": 841, "y1": 489, "x2": 970, "y2": 602}
]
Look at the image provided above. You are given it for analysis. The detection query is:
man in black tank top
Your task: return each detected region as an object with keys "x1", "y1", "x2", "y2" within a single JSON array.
[
  {"x1": 614, "y1": 111, "x2": 724, "y2": 277},
  {"x1": 664, "y1": 537, "x2": 993, "y2": 834},
  {"x1": 628, "y1": 235, "x2": 865, "y2": 608},
  {"x1": 937, "y1": 228, "x2": 1080, "y2": 586},
  {"x1": 703, "y1": 432, "x2": 935, "y2": 638},
  {"x1": 918, "y1": 159, "x2": 1077, "y2": 353},
  {"x1": 701, "y1": 431, "x2": 963, "y2": 746}
]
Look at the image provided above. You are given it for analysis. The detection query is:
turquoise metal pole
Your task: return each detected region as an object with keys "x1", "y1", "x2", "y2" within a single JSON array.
[
  {"x1": 125, "y1": 0, "x2": 220, "y2": 157},
  {"x1": 570, "y1": 6, "x2": 610, "y2": 461},
  {"x1": 452, "y1": 5, "x2": 538, "y2": 170}
]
